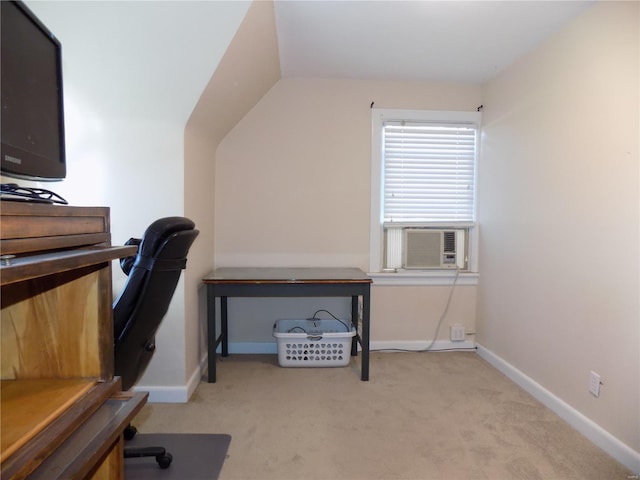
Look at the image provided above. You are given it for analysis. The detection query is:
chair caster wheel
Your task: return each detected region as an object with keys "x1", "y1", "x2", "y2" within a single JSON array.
[
  {"x1": 156, "y1": 452, "x2": 173, "y2": 469},
  {"x1": 124, "y1": 425, "x2": 138, "y2": 440}
]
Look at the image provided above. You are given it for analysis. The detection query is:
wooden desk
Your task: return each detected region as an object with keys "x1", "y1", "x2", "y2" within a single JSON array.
[
  {"x1": 202, "y1": 267, "x2": 372, "y2": 382},
  {"x1": 1, "y1": 202, "x2": 146, "y2": 479}
]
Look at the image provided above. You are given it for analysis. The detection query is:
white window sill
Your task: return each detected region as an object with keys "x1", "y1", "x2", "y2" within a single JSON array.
[{"x1": 368, "y1": 270, "x2": 479, "y2": 286}]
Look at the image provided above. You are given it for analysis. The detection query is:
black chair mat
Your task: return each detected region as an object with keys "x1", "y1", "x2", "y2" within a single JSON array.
[{"x1": 124, "y1": 433, "x2": 231, "y2": 480}]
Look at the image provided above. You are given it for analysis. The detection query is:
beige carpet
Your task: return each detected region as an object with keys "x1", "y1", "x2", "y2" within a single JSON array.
[{"x1": 133, "y1": 352, "x2": 631, "y2": 480}]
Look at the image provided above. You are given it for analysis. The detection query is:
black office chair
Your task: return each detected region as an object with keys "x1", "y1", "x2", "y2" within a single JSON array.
[{"x1": 113, "y1": 217, "x2": 199, "y2": 469}]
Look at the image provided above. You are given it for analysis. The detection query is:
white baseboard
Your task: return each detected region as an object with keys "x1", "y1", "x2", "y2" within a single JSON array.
[
  {"x1": 370, "y1": 339, "x2": 476, "y2": 352},
  {"x1": 132, "y1": 383, "x2": 189, "y2": 403},
  {"x1": 228, "y1": 342, "x2": 278, "y2": 354},
  {"x1": 133, "y1": 360, "x2": 204, "y2": 404},
  {"x1": 227, "y1": 340, "x2": 476, "y2": 354},
  {"x1": 476, "y1": 344, "x2": 640, "y2": 474}
]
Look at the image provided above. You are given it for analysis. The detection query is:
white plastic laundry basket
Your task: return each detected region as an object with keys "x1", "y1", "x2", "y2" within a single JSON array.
[{"x1": 273, "y1": 319, "x2": 356, "y2": 367}]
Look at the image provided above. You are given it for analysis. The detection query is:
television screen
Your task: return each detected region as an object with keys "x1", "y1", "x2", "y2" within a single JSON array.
[{"x1": 1, "y1": 0, "x2": 66, "y2": 182}]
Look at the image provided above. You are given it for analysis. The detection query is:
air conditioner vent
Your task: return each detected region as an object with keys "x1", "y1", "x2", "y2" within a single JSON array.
[
  {"x1": 443, "y1": 231, "x2": 456, "y2": 253},
  {"x1": 403, "y1": 229, "x2": 463, "y2": 269},
  {"x1": 405, "y1": 230, "x2": 442, "y2": 268}
]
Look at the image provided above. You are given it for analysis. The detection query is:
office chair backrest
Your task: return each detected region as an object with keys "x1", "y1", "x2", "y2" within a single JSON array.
[{"x1": 113, "y1": 217, "x2": 199, "y2": 390}]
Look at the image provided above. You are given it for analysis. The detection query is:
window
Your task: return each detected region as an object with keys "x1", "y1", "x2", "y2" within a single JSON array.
[{"x1": 370, "y1": 109, "x2": 480, "y2": 276}]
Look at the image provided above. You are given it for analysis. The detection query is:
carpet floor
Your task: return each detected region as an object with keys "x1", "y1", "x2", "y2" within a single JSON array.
[{"x1": 133, "y1": 352, "x2": 632, "y2": 480}]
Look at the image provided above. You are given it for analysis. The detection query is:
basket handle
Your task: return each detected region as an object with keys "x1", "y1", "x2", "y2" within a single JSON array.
[{"x1": 307, "y1": 335, "x2": 323, "y2": 341}]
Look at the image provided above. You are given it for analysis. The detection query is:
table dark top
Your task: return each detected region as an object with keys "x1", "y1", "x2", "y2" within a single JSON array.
[{"x1": 202, "y1": 267, "x2": 372, "y2": 285}]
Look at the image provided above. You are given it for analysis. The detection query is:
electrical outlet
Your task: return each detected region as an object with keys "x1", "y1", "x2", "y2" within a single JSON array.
[
  {"x1": 589, "y1": 371, "x2": 601, "y2": 397},
  {"x1": 450, "y1": 325, "x2": 465, "y2": 342}
]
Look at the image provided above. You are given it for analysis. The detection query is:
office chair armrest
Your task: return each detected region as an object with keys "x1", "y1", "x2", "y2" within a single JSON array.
[{"x1": 120, "y1": 237, "x2": 142, "y2": 275}]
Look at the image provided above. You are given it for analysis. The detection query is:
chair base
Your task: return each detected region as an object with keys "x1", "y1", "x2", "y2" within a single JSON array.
[
  {"x1": 124, "y1": 446, "x2": 173, "y2": 469},
  {"x1": 123, "y1": 424, "x2": 173, "y2": 469}
]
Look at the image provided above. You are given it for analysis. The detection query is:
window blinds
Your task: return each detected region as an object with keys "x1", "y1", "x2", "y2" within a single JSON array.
[{"x1": 383, "y1": 121, "x2": 477, "y2": 223}]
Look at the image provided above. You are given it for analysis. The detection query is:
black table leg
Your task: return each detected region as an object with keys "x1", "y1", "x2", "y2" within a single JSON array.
[
  {"x1": 207, "y1": 286, "x2": 217, "y2": 383},
  {"x1": 221, "y1": 296, "x2": 229, "y2": 357},
  {"x1": 361, "y1": 286, "x2": 370, "y2": 381},
  {"x1": 351, "y1": 295, "x2": 358, "y2": 357}
]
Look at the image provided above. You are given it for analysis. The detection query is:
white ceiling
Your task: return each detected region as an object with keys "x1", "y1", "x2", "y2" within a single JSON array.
[{"x1": 273, "y1": 0, "x2": 595, "y2": 84}]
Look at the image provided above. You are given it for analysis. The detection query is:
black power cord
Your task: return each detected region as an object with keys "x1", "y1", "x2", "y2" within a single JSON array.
[
  {"x1": 369, "y1": 268, "x2": 476, "y2": 353},
  {"x1": 284, "y1": 309, "x2": 352, "y2": 333},
  {"x1": 1, "y1": 183, "x2": 68, "y2": 205},
  {"x1": 309, "y1": 309, "x2": 351, "y2": 332}
]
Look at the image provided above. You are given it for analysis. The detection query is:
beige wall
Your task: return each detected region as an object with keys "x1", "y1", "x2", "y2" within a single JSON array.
[
  {"x1": 372, "y1": 285, "x2": 476, "y2": 344},
  {"x1": 477, "y1": 1, "x2": 639, "y2": 451},
  {"x1": 216, "y1": 77, "x2": 481, "y2": 346},
  {"x1": 24, "y1": 0, "x2": 253, "y2": 396},
  {"x1": 184, "y1": 0, "x2": 280, "y2": 381},
  {"x1": 216, "y1": 77, "x2": 481, "y2": 272}
]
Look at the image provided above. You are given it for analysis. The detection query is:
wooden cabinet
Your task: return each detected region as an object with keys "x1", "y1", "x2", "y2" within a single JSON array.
[{"x1": 1, "y1": 202, "x2": 146, "y2": 479}]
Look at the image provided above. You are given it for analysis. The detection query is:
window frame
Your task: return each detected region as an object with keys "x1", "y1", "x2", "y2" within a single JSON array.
[{"x1": 369, "y1": 108, "x2": 480, "y2": 282}]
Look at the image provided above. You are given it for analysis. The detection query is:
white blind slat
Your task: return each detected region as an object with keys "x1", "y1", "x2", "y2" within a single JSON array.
[{"x1": 382, "y1": 121, "x2": 477, "y2": 223}]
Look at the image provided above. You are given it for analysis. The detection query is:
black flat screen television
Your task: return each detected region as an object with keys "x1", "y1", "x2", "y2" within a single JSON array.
[{"x1": 1, "y1": 0, "x2": 66, "y2": 182}]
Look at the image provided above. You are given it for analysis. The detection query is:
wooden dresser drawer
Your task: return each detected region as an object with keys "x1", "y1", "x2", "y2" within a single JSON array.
[
  {"x1": 1, "y1": 203, "x2": 143, "y2": 480},
  {"x1": 0, "y1": 203, "x2": 111, "y2": 255}
]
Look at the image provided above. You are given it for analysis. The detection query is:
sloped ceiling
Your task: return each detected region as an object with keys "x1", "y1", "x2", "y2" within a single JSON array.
[
  {"x1": 188, "y1": 0, "x2": 281, "y2": 145},
  {"x1": 273, "y1": 0, "x2": 595, "y2": 84}
]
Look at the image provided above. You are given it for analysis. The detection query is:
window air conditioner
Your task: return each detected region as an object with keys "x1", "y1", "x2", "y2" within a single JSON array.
[{"x1": 403, "y1": 229, "x2": 463, "y2": 269}]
